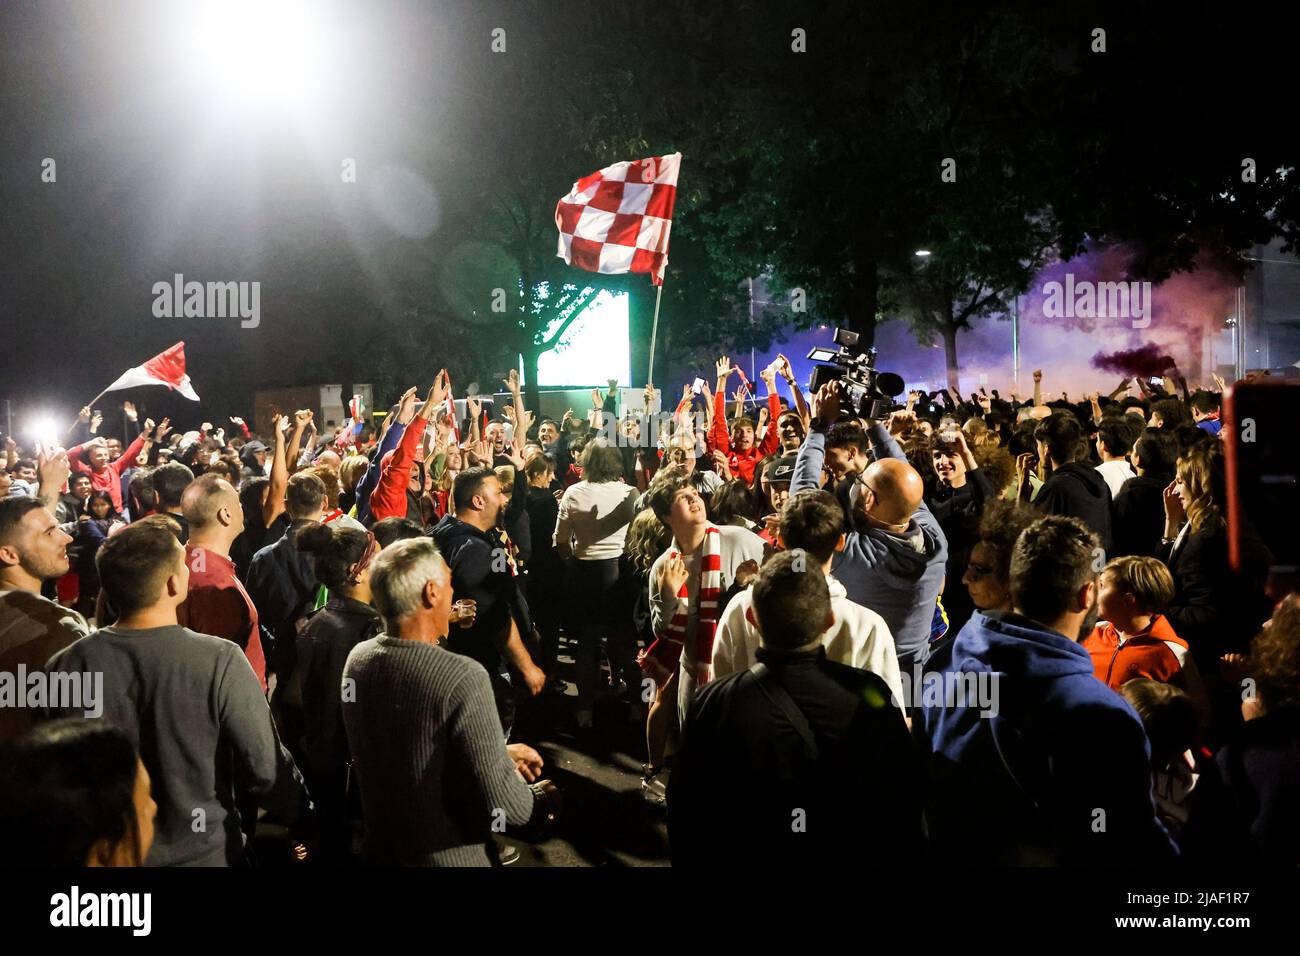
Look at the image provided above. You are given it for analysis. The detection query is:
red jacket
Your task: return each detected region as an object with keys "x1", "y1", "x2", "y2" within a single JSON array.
[
  {"x1": 1083, "y1": 614, "x2": 1190, "y2": 691},
  {"x1": 68, "y1": 431, "x2": 147, "y2": 512},
  {"x1": 706, "y1": 389, "x2": 781, "y2": 484},
  {"x1": 369, "y1": 417, "x2": 428, "y2": 523}
]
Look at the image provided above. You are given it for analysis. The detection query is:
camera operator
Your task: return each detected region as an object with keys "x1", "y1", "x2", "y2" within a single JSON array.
[{"x1": 791, "y1": 381, "x2": 948, "y2": 672}]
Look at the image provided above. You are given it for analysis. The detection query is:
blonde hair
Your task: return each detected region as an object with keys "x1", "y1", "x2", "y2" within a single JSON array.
[
  {"x1": 1176, "y1": 443, "x2": 1225, "y2": 533},
  {"x1": 339, "y1": 455, "x2": 369, "y2": 493},
  {"x1": 1103, "y1": 556, "x2": 1175, "y2": 614},
  {"x1": 624, "y1": 508, "x2": 672, "y2": 573}
]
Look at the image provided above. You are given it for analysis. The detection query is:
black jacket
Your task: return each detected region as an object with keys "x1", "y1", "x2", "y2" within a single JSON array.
[
  {"x1": 246, "y1": 520, "x2": 320, "y2": 676},
  {"x1": 1158, "y1": 522, "x2": 1272, "y2": 672},
  {"x1": 1035, "y1": 461, "x2": 1113, "y2": 552},
  {"x1": 292, "y1": 595, "x2": 383, "y2": 810},
  {"x1": 1112, "y1": 471, "x2": 1172, "y2": 557},
  {"x1": 927, "y1": 467, "x2": 995, "y2": 634},
  {"x1": 430, "y1": 514, "x2": 532, "y2": 674},
  {"x1": 668, "y1": 645, "x2": 921, "y2": 867}
]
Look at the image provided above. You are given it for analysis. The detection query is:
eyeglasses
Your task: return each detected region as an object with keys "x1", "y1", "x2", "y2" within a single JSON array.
[{"x1": 855, "y1": 473, "x2": 881, "y2": 498}]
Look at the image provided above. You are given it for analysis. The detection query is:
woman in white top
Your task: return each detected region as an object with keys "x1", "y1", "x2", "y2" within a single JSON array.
[{"x1": 554, "y1": 441, "x2": 640, "y2": 725}]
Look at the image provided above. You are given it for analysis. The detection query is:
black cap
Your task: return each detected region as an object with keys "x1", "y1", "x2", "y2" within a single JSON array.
[{"x1": 763, "y1": 454, "x2": 796, "y2": 484}]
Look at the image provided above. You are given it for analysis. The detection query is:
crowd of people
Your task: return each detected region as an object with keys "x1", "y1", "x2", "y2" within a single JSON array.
[{"x1": 0, "y1": 356, "x2": 1295, "y2": 867}]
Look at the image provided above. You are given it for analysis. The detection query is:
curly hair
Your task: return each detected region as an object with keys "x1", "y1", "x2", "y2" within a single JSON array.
[
  {"x1": 1250, "y1": 595, "x2": 1300, "y2": 712},
  {"x1": 624, "y1": 507, "x2": 672, "y2": 573},
  {"x1": 974, "y1": 444, "x2": 1015, "y2": 497}
]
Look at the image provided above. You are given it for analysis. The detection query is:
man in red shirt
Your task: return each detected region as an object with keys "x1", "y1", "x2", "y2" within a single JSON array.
[
  {"x1": 707, "y1": 358, "x2": 781, "y2": 484},
  {"x1": 67, "y1": 420, "x2": 152, "y2": 513},
  {"x1": 179, "y1": 473, "x2": 267, "y2": 692}
]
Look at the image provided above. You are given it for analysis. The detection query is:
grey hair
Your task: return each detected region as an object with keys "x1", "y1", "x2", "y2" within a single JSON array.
[{"x1": 369, "y1": 537, "x2": 448, "y2": 631}]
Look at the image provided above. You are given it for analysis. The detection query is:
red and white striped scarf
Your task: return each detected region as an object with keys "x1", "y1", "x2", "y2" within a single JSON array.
[
  {"x1": 670, "y1": 526, "x2": 723, "y2": 681},
  {"x1": 638, "y1": 526, "x2": 724, "y2": 686}
]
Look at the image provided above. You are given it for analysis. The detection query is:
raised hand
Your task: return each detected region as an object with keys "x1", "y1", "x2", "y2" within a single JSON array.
[
  {"x1": 396, "y1": 386, "x2": 419, "y2": 425},
  {"x1": 229, "y1": 416, "x2": 246, "y2": 427},
  {"x1": 143, "y1": 418, "x2": 155, "y2": 436},
  {"x1": 1162, "y1": 479, "x2": 1186, "y2": 527},
  {"x1": 77, "y1": 406, "x2": 92, "y2": 423},
  {"x1": 503, "y1": 368, "x2": 520, "y2": 394},
  {"x1": 154, "y1": 418, "x2": 172, "y2": 442},
  {"x1": 1016, "y1": 452, "x2": 1037, "y2": 490},
  {"x1": 123, "y1": 401, "x2": 138, "y2": 422},
  {"x1": 776, "y1": 354, "x2": 794, "y2": 381},
  {"x1": 1032, "y1": 369, "x2": 1042, "y2": 384},
  {"x1": 759, "y1": 365, "x2": 777, "y2": 392},
  {"x1": 422, "y1": 370, "x2": 449, "y2": 420},
  {"x1": 810, "y1": 381, "x2": 842, "y2": 426},
  {"x1": 715, "y1": 356, "x2": 735, "y2": 384},
  {"x1": 591, "y1": 388, "x2": 603, "y2": 408},
  {"x1": 270, "y1": 413, "x2": 285, "y2": 435},
  {"x1": 201, "y1": 422, "x2": 213, "y2": 433},
  {"x1": 660, "y1": 552, "x2": 688, "y2": 597},
  {"x1": 887, "y1": 408, "x2": 916, "y2": 436},
  {"x1": 89, "y1": 411, "x2": 103, "y2": 433},
  {"x1": 294, "y1": 409, "x2": 313, "y2": 429}
]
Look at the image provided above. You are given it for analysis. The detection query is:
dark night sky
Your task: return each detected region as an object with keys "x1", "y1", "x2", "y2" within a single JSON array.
[{"x1": 1, "y1": 0, "x2": 470, "y2": 433}]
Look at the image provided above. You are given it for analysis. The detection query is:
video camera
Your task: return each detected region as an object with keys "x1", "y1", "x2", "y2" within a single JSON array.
[{"x1": 806, "y1": 328, "x2": 905, "y2": 420}]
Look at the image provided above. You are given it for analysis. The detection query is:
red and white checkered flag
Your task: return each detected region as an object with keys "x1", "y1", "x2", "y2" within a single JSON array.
[{"x1": 555, "y1": 152, "x2": 681, "y2": 286}]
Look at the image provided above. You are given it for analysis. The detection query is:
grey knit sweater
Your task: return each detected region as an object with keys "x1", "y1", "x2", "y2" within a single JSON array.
[{"x1": 341, "y1": 636, "x2": 535, "y2": 865}]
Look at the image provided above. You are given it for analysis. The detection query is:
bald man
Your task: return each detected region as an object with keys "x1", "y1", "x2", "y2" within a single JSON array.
[
  {"x1": 792, "y1": 386, "x2": 948, "y2": 671},
  {"x1": 180, "y1": 473, "x2": 267, "y2": 690}
]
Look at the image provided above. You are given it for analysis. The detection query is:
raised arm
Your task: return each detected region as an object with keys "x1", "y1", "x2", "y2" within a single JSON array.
[
  {"x1": 756, "y1": 367, "x2": 782, "y2": 457},
  {"x1": 776, "y1": 354, "x2": 809, "y2": 426},
  {"x1": 710, "y1": 357, "x2": 735, "y2": 454},
  {"x1": 262, "y1": 414, "x2": 290, "y2": 528}
]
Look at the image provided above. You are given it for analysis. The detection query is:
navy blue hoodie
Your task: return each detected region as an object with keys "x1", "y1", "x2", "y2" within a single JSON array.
[{"x1": 917, "y1": 610, "x2": 1175, "y2": 864}]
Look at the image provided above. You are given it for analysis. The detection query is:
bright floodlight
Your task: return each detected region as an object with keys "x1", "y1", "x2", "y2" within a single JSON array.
[
  {"x1": 184, "y1": 0, "x2": 328, "y2": 108},
  {"x1": 27, "y1": 416, "x2": 59, "y2": 451},
  {"x1": 914, "y1": 249, "x2": 932, "y2": 257}
]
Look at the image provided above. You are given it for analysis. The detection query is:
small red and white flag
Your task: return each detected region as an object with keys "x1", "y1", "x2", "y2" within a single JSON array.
[
  {"x1": 555, "y1": 152, "x2": 681, "y2": 286},
  {"x1": 101, "y1": 341, "x2": 200, "y2": 401}
]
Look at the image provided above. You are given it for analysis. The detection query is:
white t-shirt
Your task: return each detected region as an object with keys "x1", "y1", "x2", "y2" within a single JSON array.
[
  {"x1": 711, "y1": 573, "x2": 904, "y2": 709},
  {"x1": 553, "y1": 480, "x2": 640, "y2": 561},
  {"x1": 1095, "y1": 459, "x2": 1136, "y2": 499}
]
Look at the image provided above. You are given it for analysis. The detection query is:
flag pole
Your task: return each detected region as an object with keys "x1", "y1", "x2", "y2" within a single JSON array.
[{"x1": 647, "y1": 282, "x2": 664, "y2": 387}]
